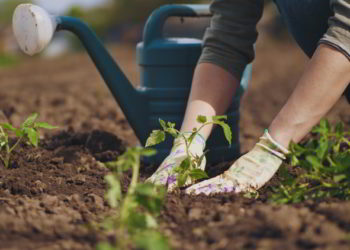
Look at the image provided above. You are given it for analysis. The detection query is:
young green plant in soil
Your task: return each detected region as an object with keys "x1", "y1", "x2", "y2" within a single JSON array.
[
  {"x1": 270, "y1": 119, "x2": 350, "y2": 203},
  {"x1": 145, "y1": 115, "x2": 232, "y2": 187},
  {"x1": 0, "y1": 113, "x2": 57, "y2": 168},
  {"x1": 98, "y1": 147, "x2": 169, "y2": 250}
]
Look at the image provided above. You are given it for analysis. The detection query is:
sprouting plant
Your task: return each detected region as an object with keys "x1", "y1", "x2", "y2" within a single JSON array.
[
  {"x1": 145, "y1": 115, "x2": 232, "y2": 187},
  {"x1": 270, "y1": 119, "x2": 350, "y2": 204},
  {"x1": 97, "y1": 147, "x2": 170, "y2": 250},
  {"x1": 0, "y1": 113, "x2": 57, "y2": 168}
]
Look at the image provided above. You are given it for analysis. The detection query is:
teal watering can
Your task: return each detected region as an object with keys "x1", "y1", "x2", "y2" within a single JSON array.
[{"x1": 12, "y1": 4, "x2": 252, "y2": 164}]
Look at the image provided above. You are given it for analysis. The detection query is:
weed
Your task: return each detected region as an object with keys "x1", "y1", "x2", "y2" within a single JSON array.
[
  {"x1": 270, "y1": 119, "x2": 350, "y2": 203},
  {"x1": 97, "y1": 147, "x2": 170, "y2": 250},
  {"x1": 145, "y1": 115, "x2": 232, "y2": 187},
  {"x1": 0, "y1": 113, "x2": 57, "y2": 168}
]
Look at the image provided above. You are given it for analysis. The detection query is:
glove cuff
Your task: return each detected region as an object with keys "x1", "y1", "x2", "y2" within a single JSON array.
[{"x1": 256, "y1": 129, "x2": 290, "y2": 160}]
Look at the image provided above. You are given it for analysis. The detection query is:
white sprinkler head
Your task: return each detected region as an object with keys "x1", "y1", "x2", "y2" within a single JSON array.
[{"x1": 13, "y1": 4, "x2": 57, "y2": 56}]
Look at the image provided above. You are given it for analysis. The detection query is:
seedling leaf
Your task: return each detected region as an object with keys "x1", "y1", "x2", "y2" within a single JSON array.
[
  {"x1": 34, "y1": 122, "x2": 58, "y2": 129},
  {"x1": 96, "y1": 242, "x2": 116, "y2": 250},
  {"x1": 21, "y1": 113, "x2": 38, "y2": 128},
  {"x1": 196, "y1": 115, "x2": 207, "y2": 124},
  {"x1": 213, "y1": 120, "x2": 232, "y2": 145},
  {"x1": 134, "y1": 230, "x2": 170, "y2": 250},
  {"x1": 145, "y1": 130, "x2": 165, "y2": 147},
  {"x1": 104, "y1": 174, "x2": 122, "y2": 208},
  {"x1": 177, "y1": 172, "x2": 188, "y2": 187},
  {"x1": 1, "y1": 123, "x2": 16, "y2": 132},
  {"x1": 26, "y1": 128, "x2": 39, "y2": 147},
  {"x1": 159, "y1": 119, "x2": 167, "y2": 130},
  {"x1": 189, "y1": 169, "x2": 208, "y2": 179},
  {"x1": 141, "y1": 148, "x2": 157, "y2": 157},
  {"x1": 212, "y1": 115, "x2": 227, "y2": 121}
]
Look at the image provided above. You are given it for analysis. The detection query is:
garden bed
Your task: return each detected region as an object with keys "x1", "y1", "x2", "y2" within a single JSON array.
[{"x1": 1, "y1": 24, "x2": 350, "y2": 250}]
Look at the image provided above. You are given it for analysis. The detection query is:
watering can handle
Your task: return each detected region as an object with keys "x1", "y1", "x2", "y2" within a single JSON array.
[{"x1": 143, "y1": 4, "x2": 211, "y2": 45}]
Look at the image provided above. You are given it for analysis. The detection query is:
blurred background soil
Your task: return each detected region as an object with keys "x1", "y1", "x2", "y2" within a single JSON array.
[{"x1": 0, "y1": 1, "x2": 350, "y2": 250}]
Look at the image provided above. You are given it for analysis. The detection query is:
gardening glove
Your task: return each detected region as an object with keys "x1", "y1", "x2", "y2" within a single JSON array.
[
  {"x1": 185, "y1": 129, "x2": 289, "y2": 195},
  {"x1": 146, "y1": 133, "x2": 206, "y2": 192}
]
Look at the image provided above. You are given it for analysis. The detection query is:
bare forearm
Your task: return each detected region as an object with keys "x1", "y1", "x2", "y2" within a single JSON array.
[
  {"x1": 181, "y1": 63, "x2": 239, "y2": 138},
  {"x1": 269, "y1": 44, "x2": 350, "y2": 148}
]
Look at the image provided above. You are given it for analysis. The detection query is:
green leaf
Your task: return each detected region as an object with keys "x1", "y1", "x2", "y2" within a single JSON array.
[
  {"x1": 335, "y1": 122, "x2": 344, "y2": 138},
  {"x1": 333, "y1": 174, "x2": 347, "y2": 183},
  {"x1": 159, "y1": 119, "x2": 167, "y2": 130},
  {"x1": 213, "y1": 121, "x2": 232, "y2": 145},
  {"x1": 189, "y1": 169, "x2": 208, "y2": 180},
  {"x1": 15, "y1": 129, "x2": 25, "y2": 137},
  {"x1": 167, "y1": 121, "x2": 176, "y2": 129},
  {"x1": 133, "y1": 230, "x2": 170, "y2": 250},
  {"x1": 134, "y1": 183, "x2": 165, "y2": 214},
  {"x1": 140, "y1": 148, "x2": 157, "y2": 157},
  {"x1": 316, "y1": 138, "x2": 328, "y2": 161},
  {"x1": 312, "y1": 119, "x2": 330, "y2": 136},
  {"x1": 104, "y1": 174, "x2": 122, "y2": 208},
  {"x1": 306, "y1": 155, "x2": 323, "y2": 169},
  {"x1": 96, "y1": 242, "x2": 116, "y2": 250},
  {"x1": 1, "y1": 123, "x2": 16, "y2": 132},
  {"x1": 127, "y1": 210, "x2": 148, "y2": 230},
  {"x1": 145, "y1": 130, "x2": 165, "y2": 147},
  {"x1": 21, "y1": 113, "x2": 38, "y2": 128},
  {"x1": 165, "y1": 127, "x2": 178, "y2": 138},
  {"x1": 179, "y1": 157, "x2": 191, "y2": 171},
  {"x1": 26, "y1": 128, "x2": 39, "y2": 147},
  {"x1": 177, "y1": 172, "x2": 188, "y2": 187},
  {"x1": 145, "y1": 213, "x2": 158, "y2": 228},
  {"x1": 196, "y1": 115, "x2": 207, "y2": 124},
  {"x1": 196, "y1": 151, "x2": 207, "y2": 167},
  {"x1": 34, "y1": 122, "x2": 58, "y2": 130},
  {"x1": 212, "y1": 115, "x2": 227, "y2": 121}
]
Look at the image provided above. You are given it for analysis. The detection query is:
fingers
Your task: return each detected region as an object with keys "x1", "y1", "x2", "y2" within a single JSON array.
[
  {"x1": 185, "y1": 175, "x2": 222, "y2": 195},
  {"x1": 146, "y1": 171, "x2": 169, "y2": 186},
  {"x1": 185, "y1": 174, "x2": 239, "y2": 195}
]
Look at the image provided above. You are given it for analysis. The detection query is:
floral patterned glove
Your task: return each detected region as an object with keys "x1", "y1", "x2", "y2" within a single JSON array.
[
  {"x1": 146, "y1": 133, "x2": 206, "y2": 192},
  {"x1": 185, "y1": 130, "x2": 289, "y2": 195}
]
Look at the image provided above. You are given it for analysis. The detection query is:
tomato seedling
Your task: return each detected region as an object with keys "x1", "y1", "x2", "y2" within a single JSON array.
[
  {"x1": 270, "y1": 119, "x2": 350, "y2": 203},
  {"x1": 0, "y1": 113, "x2": 57, "y2": 168},
  {"x1": 145, "y1": 115, "x2": 232, "y2": 187},
  {"x1": 98, "y1": 147, "x2": 170, "y2": 250}
]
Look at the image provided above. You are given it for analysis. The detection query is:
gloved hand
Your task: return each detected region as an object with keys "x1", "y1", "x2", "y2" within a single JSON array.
[
  {"x1": 146, "y1": 133, "x2": 206, "y2": 192},
  {"x1": 185, "y1": 130, "x2": 289, "y2": 195}
]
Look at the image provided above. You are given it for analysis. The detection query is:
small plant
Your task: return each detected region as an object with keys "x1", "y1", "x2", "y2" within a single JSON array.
[
  {"x1": 270, "y1": 119, "x2": 350, "y2": 203},
  {"x1": 0, "y1": 113, "x2": 57, "y2": 168},
  {"x1": 97, "y1": 147, "x2": 169, "y2": 250},
  {"x1": 145, "y1": 115, "x2": 232, "y2": 187}
]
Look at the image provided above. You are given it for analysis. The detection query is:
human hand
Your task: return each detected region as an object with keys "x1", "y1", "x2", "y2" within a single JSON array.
[
  {"x1": 185, "y1": 130, "x2": 289, "y2": 195},
  {"x1": 146, "y1": 133, "x2": 206, "y2": 192}
]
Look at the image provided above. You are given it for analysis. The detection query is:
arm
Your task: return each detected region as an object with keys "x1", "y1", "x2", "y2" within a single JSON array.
[
  {"x1": 269, "y1": 44, "x2": 350, "y2": 148},
  {"x1": 181, "y1": 0, "x2": 264, "y2": 139},
  {"x1": 269, "y1": 0, "x2": 350, "y2": 148}
]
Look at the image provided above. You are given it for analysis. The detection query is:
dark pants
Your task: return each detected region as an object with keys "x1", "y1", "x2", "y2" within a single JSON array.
[{"x1": 274, "y1": 0, "x2": 350, "y2": 102}]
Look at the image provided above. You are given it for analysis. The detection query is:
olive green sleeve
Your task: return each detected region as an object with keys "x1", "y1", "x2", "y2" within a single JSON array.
[
  {"x1": 198, "y1": 0, "x2": 264, "y2": 80},
  {"x1": 319, "y1": 0, "x2": 350, "y2": 60}
]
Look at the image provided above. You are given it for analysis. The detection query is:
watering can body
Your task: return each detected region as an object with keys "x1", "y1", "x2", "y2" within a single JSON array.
[{"x1": 13, "y1": 4, "x2": 252, "y2": 165}]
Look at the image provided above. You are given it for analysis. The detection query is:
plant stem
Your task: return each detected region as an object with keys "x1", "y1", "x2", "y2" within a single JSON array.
[
  {"x1": 119, "y1": 152, "x2": 141, "y2": 249},
  {"x1": 9, "y1": 136, "x2": 23, "y2": 153}
]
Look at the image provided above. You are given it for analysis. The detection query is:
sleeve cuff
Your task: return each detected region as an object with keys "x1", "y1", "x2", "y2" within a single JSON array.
[
  {"x1": 319, "y1": 24, "x2": 350, "y2": 61},
  {"x1": 197, "y1": 46, "x2": 247, "y2": 81}
]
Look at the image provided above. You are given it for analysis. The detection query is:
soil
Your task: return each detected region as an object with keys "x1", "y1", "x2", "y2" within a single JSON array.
[{"x1": 1, "y1": 5, "x2": 350, "y2": 250}]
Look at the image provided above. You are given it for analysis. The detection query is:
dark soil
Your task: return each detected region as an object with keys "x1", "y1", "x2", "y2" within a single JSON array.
[{"x1": 1, "y1": 6, "x2": 350, "y2": 250}]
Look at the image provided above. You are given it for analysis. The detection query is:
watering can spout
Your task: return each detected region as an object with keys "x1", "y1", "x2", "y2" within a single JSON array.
[{"x1": 12, "y1": 4, "x2": 148, "y2": 142}]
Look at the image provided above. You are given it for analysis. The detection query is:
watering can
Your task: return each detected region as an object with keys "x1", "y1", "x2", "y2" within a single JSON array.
[{"x1": 12, "y1": 4, "x2": 252, "y2": 164}]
